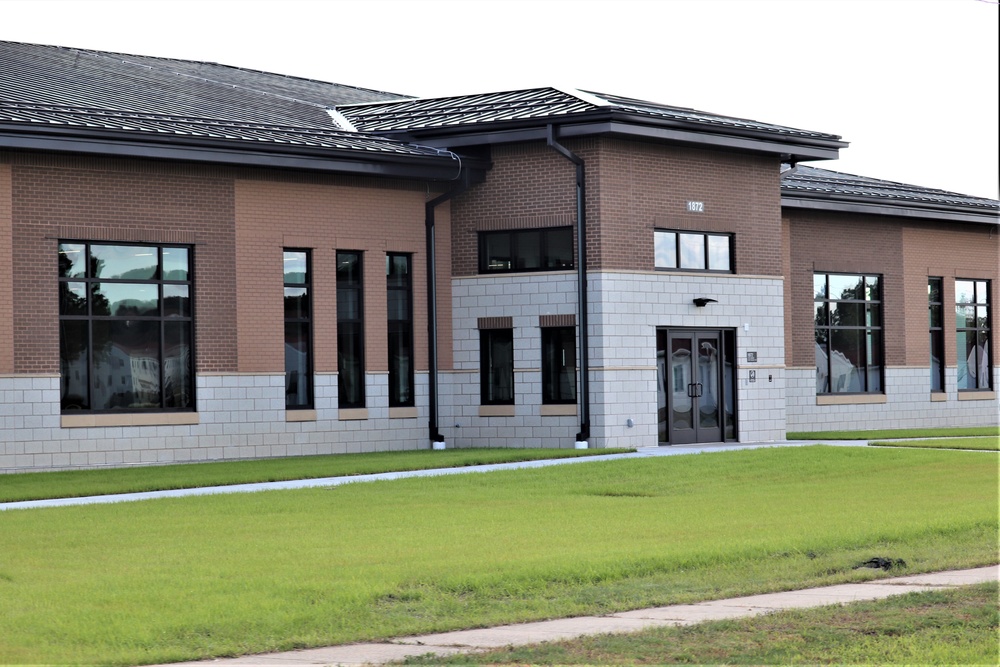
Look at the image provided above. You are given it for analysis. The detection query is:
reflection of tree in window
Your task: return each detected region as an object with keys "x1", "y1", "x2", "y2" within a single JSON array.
[{"x1": 815, "y1": 273, "x2": 882, "y2": 394}]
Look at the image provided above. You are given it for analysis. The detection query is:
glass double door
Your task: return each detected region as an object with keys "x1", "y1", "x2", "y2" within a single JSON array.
[{"x1": 657, "y1": 329, "x2": 735, "y2": 444}]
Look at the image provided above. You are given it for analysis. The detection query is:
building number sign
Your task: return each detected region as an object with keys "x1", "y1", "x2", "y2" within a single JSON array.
[{"x1": 686, "y1": 201, "x2": 705, "y2": 213}]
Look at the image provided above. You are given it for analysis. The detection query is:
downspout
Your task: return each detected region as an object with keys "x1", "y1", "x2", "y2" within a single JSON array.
[
  {"x1": 426, "y1": 175, "x2": 469, "y2": 445},
  {"x1": 546, "y1": 125, "x2": 590, "y2": 445}
]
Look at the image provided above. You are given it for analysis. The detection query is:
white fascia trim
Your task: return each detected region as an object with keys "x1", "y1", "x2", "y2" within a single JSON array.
[{"x1": 326, "y1": 108, "x2": 358, "y2": 132}]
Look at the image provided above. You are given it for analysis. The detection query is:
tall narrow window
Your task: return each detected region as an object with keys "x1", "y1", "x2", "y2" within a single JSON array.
[
  {"x1": 541, "y1": 327, "x2": 576, "y2": 404},
  {"x1": 929, "y1": 278, "x2": 944, "y2": 392},
  {"x1": 956, "y1": 280, "x2": 991, "y2": 390},
  {"x1": 387, "y1": 253, "x2": 414, "y2": 407},
  {"x1": 58, "y1": 242, "x2": 194, "y2": 412},
  {"x1": 814, "y1": 273, "x2": 883, "y2": 394},
  {"x1": 337, "y1": 251, "x2": 365, "y2": 408},
  {"x1": 284, "y1": 250, "x2": 312, "y2": 409},
  {"x1": 481, "y1": 328, "x2": 514, "y2": 405}
]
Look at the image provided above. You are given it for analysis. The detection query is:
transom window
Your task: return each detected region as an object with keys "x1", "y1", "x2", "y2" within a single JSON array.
[
  {"x1": 814, "y1": 273, "x2": 882, "y2": 394},
  {"x1": 956, "y1": 279, "x2": 991, "y2": 391},
  {"x1": 654, "y1": 230, "x2": 732, "y2": 272},
  {"x1": 58, "y1": 242, "x2": 194, "y2": 412},
  {"x1": 479, "y1": 227, "x2": 573, "y2": 273}
]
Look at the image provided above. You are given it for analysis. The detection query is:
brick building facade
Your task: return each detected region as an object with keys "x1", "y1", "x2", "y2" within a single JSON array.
[{"x1": 0, "y1": 42, "x2": 996, "y2": 471}]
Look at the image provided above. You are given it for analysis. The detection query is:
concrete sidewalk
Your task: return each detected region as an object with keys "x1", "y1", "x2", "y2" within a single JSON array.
[{"x1": 156, "y1": 565, "x2": 998, "y2": 666}]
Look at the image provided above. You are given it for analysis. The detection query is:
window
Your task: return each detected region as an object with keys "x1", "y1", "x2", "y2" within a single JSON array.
[
  {"x1": 929, "y1": 278, "x2": 944, "y2": 392},
  {"x1": 481, "y1": 328, "x2": 514, "y2": 404},
  {"x1": 956, "y1": 279, "x2": 991, "y2": 390},
  {"x1": 387, "y1": 253, "x2": 414, "y2": 407},
  {"x1": 541, "y1": 326, "x2": 576, "y2": 404},
  {"x1": 284, "y1": 250, "x2": 312, "y2": 409},
  {"x1": 479, "y1": 227, "x2": 573, "y2": 273},
  {"x1": 655, "y1": 230, "x2": 732, "y2": 272},
  {"x1": 58, "y1": 242, "x2": 193, "y2": 412},
  {"x1": 814, "y1": 273, "x2": 882, "y2": 394},
  {"x1": 337, "y1": 251, "x2": 365, "y2": 409}
]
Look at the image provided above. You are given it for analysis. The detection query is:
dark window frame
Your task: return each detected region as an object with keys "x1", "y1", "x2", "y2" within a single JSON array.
[
  {"x1": 480, "y1": 328, "x2": 515, "y2": 405},
  {"x1": 58, "y1": 240, "x2": 195, "y2": 413},
  {"x1": 956, "y1": 279, "x2": 992, "y2": 391},
  {"x1": 929, "y1": 277, "x2": 945, "y2": 392},
  {"x1": 478, "y1": 227, "x2": 574, "y2": 274},
  {"x1": 654, "y1": 229, "x2": 734, "y2": 273},
  {"x1": 337, "y1": 250, "x2": 366, "y2": 409},
  {"x1": 387, "y1": 253, "x2": 415, "y2": 408},
  {"x1": 814, "y1": 272, "x2": 884, "y2": 395},
  {"x1": 541, "y1": 326, "x2": 577, "y2": 405},
  {"x1": 284, "y1": 248, "x2": 313, "y2": 410}
]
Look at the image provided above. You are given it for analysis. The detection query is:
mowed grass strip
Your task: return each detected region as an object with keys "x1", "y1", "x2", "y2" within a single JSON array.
[
  {"x1": 787, "y1": 426, "x2": 998, "y2": 440},
  {"x1": 0, "y1": 446, "x2": 996, "y2": 665},
  {"x1": 407, "y1": 581, "x2": 999, "y2": 665},
  {"x1": 870, "y1": 436, "x2": 999, "y2": 451},
  {"x1": 0, "y1": 448, "x2": 632, "y2": 503}
]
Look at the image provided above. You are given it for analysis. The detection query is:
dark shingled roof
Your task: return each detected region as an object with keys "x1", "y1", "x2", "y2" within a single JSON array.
[
  {"x1": 781, "y1": 165, "x2": 999, "y2": 224},
  {"x1": 338, "y1": 87, "x2": 841, "y2": 141},
  {"x1": 0, "y1": 41, "x2": 464, "y2": 170}
]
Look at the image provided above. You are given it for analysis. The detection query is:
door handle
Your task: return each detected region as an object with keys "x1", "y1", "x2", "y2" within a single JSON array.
[{"x1": 696, "y1": 383, "x2": 703, "y2": 397}]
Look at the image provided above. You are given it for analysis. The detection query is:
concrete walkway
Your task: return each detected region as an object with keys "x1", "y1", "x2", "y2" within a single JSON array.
[
  {"x1": 1, "y1": 440, "x2": 866, "y2": 511},
  {"x1": 153, "y1": 565, "x2": 998, "y2": 666}
]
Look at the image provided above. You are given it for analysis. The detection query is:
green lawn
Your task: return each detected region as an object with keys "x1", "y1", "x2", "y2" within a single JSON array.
[
  {"x1": 0, "y1": 447, "x2": 632, "y2": 503},
  {"x1": 787, "y1": 426, "x2": 998, "y2": 440},
  {"x1": 407, "y1": 582, "x2": 999, "y2": 665},
  {"x1": 870, "y1": 436, "x2": 999, "y2": 451},
  {"x1": 0, "y1": 446, "x2": 996, "y2": 665}
]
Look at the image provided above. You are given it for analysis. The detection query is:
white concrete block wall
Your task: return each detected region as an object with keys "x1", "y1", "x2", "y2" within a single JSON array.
[
  {"x1": 786, "y1": 366, "x2": 1000, "y2": 431},
  {"x1": 448, "y1": 271, "x2": 786, "y2": 450},
  {"x1": 0, "y1": 372, "x2": 433, "y2": 472}
]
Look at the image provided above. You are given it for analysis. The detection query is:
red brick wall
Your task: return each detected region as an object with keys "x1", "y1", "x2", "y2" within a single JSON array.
[
  {"x1": 0, "y1": 164, "x2": 12, "y2": 374},
  {"x1": 450, "y1": 138, "x2": 782, "y2": 276},
  {"x1": 784, "y1": 209, "x2": 999, "y2": 370},
  {"x1": 8, "y1": 153, "x2": 237, "y2": 374}
]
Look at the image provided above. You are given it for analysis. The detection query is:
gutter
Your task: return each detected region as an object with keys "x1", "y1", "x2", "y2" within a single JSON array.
[{"x1": 546, "y1": 125, "x2": 591, "y2": 445}]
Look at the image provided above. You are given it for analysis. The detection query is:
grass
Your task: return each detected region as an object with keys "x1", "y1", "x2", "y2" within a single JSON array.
[
  {"x1": 871, "y1": 436, "x2": 1000, "y2": 451},
  {"x1": 786, "y1": 426, "x2": 998, "y2": 440},
  {"x1": 0, "y1": 445, "x2": 996, "y2": 665},
  {"x1": 0, "y1": 447, "x2": 632, "y2": 503},
  {"x1": 406, "y1": 581, "x2": 1000, "y2": 665}
]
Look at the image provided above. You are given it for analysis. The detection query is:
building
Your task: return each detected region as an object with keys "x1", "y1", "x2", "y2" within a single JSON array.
[{"x1": 0, "y1": 41, "x2": 996, "y2": 472}]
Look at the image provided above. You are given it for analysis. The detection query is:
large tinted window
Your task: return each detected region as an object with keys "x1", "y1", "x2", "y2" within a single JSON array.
[
  {"x1": 814, "y1": 273, "x2": 883, "y2": 394},
  {"x1": 58, "y1": 242, "x2": 193, "y2": 412},
  {"x1": 956, "y1": 279, "x2": 991, "y2": 390},
  {"x1": 481, "y1": 328, "x2": 514, "y2": 404},
  {"x1": 479, "y1": 228, "x2": 573, "y2": 273}
]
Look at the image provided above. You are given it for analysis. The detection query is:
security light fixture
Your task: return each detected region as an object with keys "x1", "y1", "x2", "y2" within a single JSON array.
[{"x1": 693, "y1": 298, "x2": 717, "y2": 307}]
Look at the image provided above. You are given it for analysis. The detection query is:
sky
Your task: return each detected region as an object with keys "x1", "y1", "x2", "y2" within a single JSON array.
[{"x1": 3, "y1": 0, "x2": 999, "y2": 200}]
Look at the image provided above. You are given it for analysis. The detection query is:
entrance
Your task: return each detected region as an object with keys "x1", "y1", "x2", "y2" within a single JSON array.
[{"x1": 657, "y1": 328, "x2": 736, "y2": 444}]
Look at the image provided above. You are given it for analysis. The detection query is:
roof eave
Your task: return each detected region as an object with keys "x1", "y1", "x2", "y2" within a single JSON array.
[
  {"x1": 0, "y1": 126, "x2": 473, "y2": 181},
  {"x1": 781, "y1": 193, "x2": 1000, "y2": 226},
  {"x1": 371, "y1": 114, "x2": 844, "y2": 161}
]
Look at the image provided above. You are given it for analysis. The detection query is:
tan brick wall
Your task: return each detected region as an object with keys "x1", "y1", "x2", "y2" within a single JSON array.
[
  {"x1": 901, "y1": 222, "x2": 999, "y2": 368},
  {"x1": 6, "y1": 153, "x2": 237, "y2": 374},
  {"x1": 450, "y1": 138, "x2": 782, "y2": 276},
  {"x1": 0, "y1": 164, "x2": 12, "y2": 373},
  {"x1": 784, "y1": 210, "x2": 999, "y2": 371},
  {"x1": 234, "y1": 178, "x2": 442, "y2": 373}
]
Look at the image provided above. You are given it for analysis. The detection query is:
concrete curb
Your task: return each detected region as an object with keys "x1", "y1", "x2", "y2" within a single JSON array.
[{"x1": 154, "y1": 565, "x2": 998, "y2": 666}]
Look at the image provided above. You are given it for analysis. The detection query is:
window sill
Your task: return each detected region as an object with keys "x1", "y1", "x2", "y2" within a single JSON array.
[
  {"x1": 816, "y1": 394, "x2": 887, "y2": 406},
  {"x1": 479, "y1": 404, "x2": 516, "y2": 417},
  {"x1": 62, "y1": 413, "x2": 200, "y2": 428},
  {"x1": 339, "y1": 408, "x2": 369, "y2": 421},
  {"x1": 286, "y1": 409, "x2": 317, "y2": 422},
  {"x1": 540, "y1": 404, "x2": 577, "y2": 417},
  {"x1": 958, "y1": 391, "x2": 996, "y2": 401},
  {"x1": 930, "y1": 393, "x2": 948, "y2": 402},
  {"x1": 389, "y1": 407, "x2": 418, "y2": 419}
]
